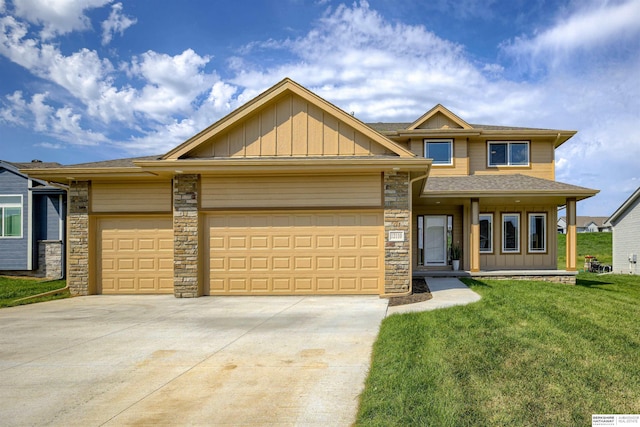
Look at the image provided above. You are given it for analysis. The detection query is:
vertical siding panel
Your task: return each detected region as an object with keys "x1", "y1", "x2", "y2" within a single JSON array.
[
  {"x1": 276, "y1": 96, "x2": 292, "y2": 156},
  {"x1": 354, "y1": 133, "x2": 371, "y2": 155},
  {"x1": 338, "y1": 123, "x2": 356, "y2": 155},
  {"x1": 291, "y1": 96, "x2": 308, "y2": 156},
  {"x1": 245, "y1": 115, "x2": 261, "y2": 157},
  {"x1": 323, "y1": 113, "x2": 339, "y2": 155},
  {"x1": 260, "y1": 105, "x2": 277, "y2": 156},
  {"x1": 307, "y1": 104, "x2": 324, "y2": 155},
  {"x1": 228, "y1": 125, "x2": 245, "y2": 157}
]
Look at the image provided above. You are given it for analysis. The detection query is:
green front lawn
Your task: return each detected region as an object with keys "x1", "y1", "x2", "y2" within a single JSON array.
[
  {"x1": 0, "y1": 276, "x2": 69, "y2": 308},
  {"x1": 357, "y1": 273, "x2": 640, "y2": 426}
]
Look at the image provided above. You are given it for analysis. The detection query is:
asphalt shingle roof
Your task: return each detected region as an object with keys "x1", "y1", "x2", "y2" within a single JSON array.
[{"x1": 423, "y1": 174, "x2": 596, "y2": 195}]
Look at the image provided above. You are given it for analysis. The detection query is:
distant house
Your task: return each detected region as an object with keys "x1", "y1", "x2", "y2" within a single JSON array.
[
  {"x1": 0, "y1": 160, "x2": 67, "y2": 278},
  {"x1": 557, "y1": 216, "x2": 611, "y2": 233},
  {"x1": 606, "y1": 188, "x2": 640, "y2": 275}
]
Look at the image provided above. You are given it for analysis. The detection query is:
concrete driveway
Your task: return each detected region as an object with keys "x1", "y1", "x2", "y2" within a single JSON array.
[{"x1": 0, "y1": 295, "x2": 388, "y2": 426}]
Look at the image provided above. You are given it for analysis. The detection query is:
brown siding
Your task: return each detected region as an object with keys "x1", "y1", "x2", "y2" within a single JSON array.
[
  {"x1": 416, "y1": 112, "x2": 462, "y2": 129},
  {"x1": 411, "y1": 138, "x2": 470, "y2": 176},
  {"x1": 479, "y1": 204, "x2": 556, "y2": 270},
  {"x1": 91, "y1": 181, "x2": 172, "y2": 213},
  {"x1": 469, "y1": 139, "x2": 555, "y2": 179},
  {"x1": 189, "y1": 93, "x2": 392, "y2": 158},
  {"x1": 201, "y1": 174, "x2": 382, "y2": 209}
]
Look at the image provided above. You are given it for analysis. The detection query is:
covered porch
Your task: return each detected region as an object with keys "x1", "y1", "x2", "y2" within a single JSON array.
[{"x1": 411, "y1": 174, "x2": 598, "y2": 282}]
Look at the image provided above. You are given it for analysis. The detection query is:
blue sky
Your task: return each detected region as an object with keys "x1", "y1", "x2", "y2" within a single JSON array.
[{"x1": 1, "y1": 0, "x2": 639, "y2": 216}]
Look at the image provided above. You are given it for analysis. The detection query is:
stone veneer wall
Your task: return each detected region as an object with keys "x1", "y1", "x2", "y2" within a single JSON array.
[
  {"x1": 384, "y1": 171, "x2": 410, "y2": 294},
  {"x1": 38, "y1": 240, "x2": 63, "y2": 279},
  {"x1": 68, "y1": 181, "x2": 89, "y2": 295},
  {"x1": 173, "y1": 174, "x2": 200, "y2": 297}
]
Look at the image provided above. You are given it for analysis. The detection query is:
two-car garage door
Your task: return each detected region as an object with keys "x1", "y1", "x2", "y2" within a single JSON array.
[
  {"x1": 206, "y1": 211, "x2": 384, "y2": 295},
  {"x1": 96, "y1": 211, "x2": 384, "y2": 295}
]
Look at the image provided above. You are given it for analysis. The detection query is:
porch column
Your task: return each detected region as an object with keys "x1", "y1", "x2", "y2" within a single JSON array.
[
  {"x1": 566, "y1": 198, "x2": 577, "y2": 271},
  {"x1": 384, "y1": 171, "x2": 410, "y2": 294},
  {"x1": 173, "y1": 174, "x2": 200, "y2": 297},
  {"x1": 67, "y1": 181, "x2": 90, "y2": 295},
  {"x1": 470, "y1": 198, "x2": 480, "y2": 272}
]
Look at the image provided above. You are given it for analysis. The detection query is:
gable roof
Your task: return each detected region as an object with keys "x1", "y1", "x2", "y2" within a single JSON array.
[
  {"x1": 408, "y1": 104, "x2": 472, "y2": 130},
  {"x1": 164, "y1": 78, "x2": 415, "y2": 160},
  {"x1": 606, "y1": 187, "x2": 640, "y2": 226}
]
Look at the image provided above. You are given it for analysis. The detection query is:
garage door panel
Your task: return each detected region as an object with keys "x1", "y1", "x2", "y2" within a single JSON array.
[
  {"x1": 206, "y1": 211, "x2": 383, "y2": 295},
  {"x1": 98, "y1": 217, "x2": 173, "y2": 294}
]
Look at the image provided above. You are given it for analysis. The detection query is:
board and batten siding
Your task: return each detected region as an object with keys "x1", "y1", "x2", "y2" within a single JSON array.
[
  {"x1": 201, "y1": 174, "x2": 382, "y2": 209},
  {"x1": 479, "y1": 205, "x2": 557, "y2": 270},
  {"x1": 612, "y1": 196, "x2": 640, "y2": 274},
  {"x1": 189, "y1": 93, "x2": 392, "y2": 158},
  {"x1": 91, "y1": 181, "x2": 172, "y2": 213}
]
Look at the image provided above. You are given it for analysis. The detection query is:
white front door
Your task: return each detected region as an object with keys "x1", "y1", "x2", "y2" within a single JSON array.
[{"x1": 424, "y1": 215, "x2": 447, "y2": 265}]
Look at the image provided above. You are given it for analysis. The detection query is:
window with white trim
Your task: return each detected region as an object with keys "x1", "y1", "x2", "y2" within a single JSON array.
[
  {"x1": 528, "y1": 213, "x2": 546, "y2": 253},
  {"x1": 479, "y1": 214, "x2": 493, "y2": 253},
  {"x1": 0, "y1": 195, "x2": 22, "y2": 238},
  {"x1": 424, "y1": 139, "x2": 453, "y2": 165},
  {"x1": 502, "y1": 213, "x2": 520, "y2": 253},
  {"x1": 488, "y1": 141, "x2": 529, "y2": 167}
]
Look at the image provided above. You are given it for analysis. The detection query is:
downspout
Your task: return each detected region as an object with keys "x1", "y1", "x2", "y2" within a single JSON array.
[
  {"x1": 27, "y1": 179, "x2": 33, "y2": 270},
  {"x1": 12, "y1": 282, "x2": 69, "y2": 304}
]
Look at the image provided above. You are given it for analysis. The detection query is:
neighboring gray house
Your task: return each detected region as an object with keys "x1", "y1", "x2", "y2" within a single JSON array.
[
  {"x1": 0, "y1": 160, "x2": 66, "y2": 278},
  {"x1": 557, "y1": 216, "x2": 611, "y2": 233},
  {"x1": 606, "y1": 188, "x2": 640, "y2": 275}
]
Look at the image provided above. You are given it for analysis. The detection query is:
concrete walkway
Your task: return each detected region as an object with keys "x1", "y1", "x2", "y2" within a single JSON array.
[{"x1": 386, "y1": 277, "x2": 481, "y2": 316}]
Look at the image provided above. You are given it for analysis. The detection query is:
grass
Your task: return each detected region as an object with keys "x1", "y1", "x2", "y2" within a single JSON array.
[
  {"x1": 558, "y1": 232, "x2": 612, "y2": 270},
  {"x1": 0, "y1": 276, "x2": 69, "y2": 308},
  {"x1": 356, "y1": 273, "x2": 640, "y2": 426}
]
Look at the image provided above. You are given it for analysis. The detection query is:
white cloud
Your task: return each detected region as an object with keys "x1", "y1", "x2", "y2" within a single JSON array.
[
  {"x1": 0, "y1": 0, "x2": 5, "y2": 13},
  {"x1": 503, "y1": 0, "x2": 640, "y2": 67},
  {"x1": 130, "y1": 49, "x2": 218, "y2": 121},
  {"x1": 12, "y1": 0, "x2": 112, "y2": 39},
  {"x1": 101, "y1": 2, "x2": 136, "y2": 45}
]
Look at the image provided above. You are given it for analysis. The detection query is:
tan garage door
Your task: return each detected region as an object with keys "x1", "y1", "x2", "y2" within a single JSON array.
[
  {"x1": 97, "y1": 217, "x2": 174, "y2": 294},
  {"x1": 206, "y1": 211, "x2": 384, "y2": 295}
]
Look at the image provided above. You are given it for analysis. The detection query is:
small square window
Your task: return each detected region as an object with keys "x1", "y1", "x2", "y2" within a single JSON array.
[{"x1": 425, "y1": 139, "x2": 453, "y2": 165}]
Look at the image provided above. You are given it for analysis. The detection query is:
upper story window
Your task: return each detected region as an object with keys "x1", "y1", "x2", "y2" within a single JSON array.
[
  {"x1": 424, "y1": 139, "x2": 453, "y2": 165},
  {"x1": 488, "y1": 141, "x2": 529, "y2": 167},
  {"x1": 0, "y1": 195, "x2": 22, "y2": 238}
]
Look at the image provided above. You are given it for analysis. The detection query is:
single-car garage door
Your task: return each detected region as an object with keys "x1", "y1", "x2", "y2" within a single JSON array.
[
  {"x1": 97, "y1": 217, "x2": 174, "y2": 294},
  {"x1": 206, "y1": 211, "x2": 384, "y2": 295}
]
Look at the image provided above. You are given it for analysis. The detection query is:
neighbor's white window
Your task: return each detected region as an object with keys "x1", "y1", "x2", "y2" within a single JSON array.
[
  {"x1": 502, "y1": 213, "x2": 520, "y2": 253},
  {"x1": 425, "y1": 139, "x2": 453, "y2": 165},
  {"x1": 0, "y1": 195, "x2": 22, "y2": 238},
  {"x1": 488, "y1": 141, "x2": 529, "y2": 167},
  {"x1": 479, "y1": 214, "x2": 493, "y2": 253},
  {"x1": 528, "y1": 213, "x2": 547, "y2": 253}
]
